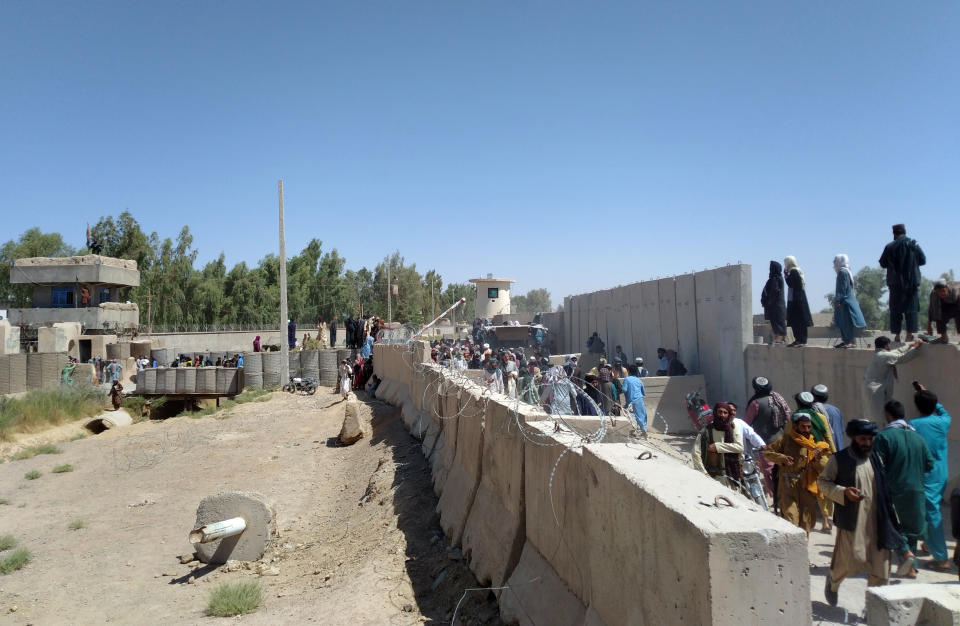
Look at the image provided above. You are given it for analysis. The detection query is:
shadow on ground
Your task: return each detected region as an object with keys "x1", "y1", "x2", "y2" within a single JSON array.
[{"x1": 362, "y1": 394, "x2": 503, "y2": 625}]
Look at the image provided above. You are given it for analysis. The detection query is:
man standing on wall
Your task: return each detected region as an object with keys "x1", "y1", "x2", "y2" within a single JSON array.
[
  {"x1": 879, "y1": 223, "x2": 926, "y2": 343},
  {"x1": 819, "y1": 420, "x2": 904, "y2": 606},
  {"x1": 330, "y1": 316, "x2": 338, "y2": 347},
  {"x1": 287, "y1": 319, "x2": 297, "y2": 350}
]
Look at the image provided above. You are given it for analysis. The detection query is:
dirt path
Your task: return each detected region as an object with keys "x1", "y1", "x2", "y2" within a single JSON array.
[{"x1": 0, "y1": 390, "x2": 501, "y2": 625}]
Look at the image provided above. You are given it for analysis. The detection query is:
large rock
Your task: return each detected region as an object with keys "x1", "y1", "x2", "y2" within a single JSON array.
[{"x1": 338, "y1": 398, "x2": 369, "y2": 445}]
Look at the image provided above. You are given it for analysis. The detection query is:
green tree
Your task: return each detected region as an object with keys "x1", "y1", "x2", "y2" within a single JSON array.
[
  {"x1": 0, "y1": 228, "x2": 75, "y2": 307},
  {"x1": 512, "y1": 288, "x2": 552, "y2": 313}
]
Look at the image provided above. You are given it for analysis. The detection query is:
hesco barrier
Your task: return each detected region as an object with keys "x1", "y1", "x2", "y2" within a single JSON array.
[
  {"x1": 134, "y1": 366, "x2": 241, "y2": 396},
  {"x1": 196, "y1": 367, "x2": 216, "y2": 394},
  {"x1": 0, "y1": 356, "x2": 9, "y2": 394},
  {"x1": 319, "y1": 350, "x2": 338, "y2": 386},
  {"x1": 0, "y1": 353, "x2": 98, "y2": 395},
  {"x1": 289, "y1": 351, "x2": 301, "y2": 379},
  {"x1": 244, "y1": 372, "x2": 263, "y2": 389},
  {"x1": 301, "y1": 350, "x2": 320, "y2": 380},
  {"x1": 106, "y1": 342, "x2": 131, "y2": 360},
  {"x1": 8, "y1": 354, "x2": 26, "y2": 393},
  {"x1": 244, "y1": 352, "x2": 263, "y2": 374},
  {"x1": 26, "y1": 353, "x2": 42, "y2": 390},
  {"x1": 261, "y1": 352, "x2": 282, "y2": 388},
  {"x1": 372, "y1": 342, "x2": 810, "y2": 626}
]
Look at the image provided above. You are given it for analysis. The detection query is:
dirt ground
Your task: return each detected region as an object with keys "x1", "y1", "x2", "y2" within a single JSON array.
[{"x1": 0, "y1": 390, "x2": 503, "y2": 625}]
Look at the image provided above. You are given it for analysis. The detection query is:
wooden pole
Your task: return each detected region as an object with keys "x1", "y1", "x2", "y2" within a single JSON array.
[
  {"x1": 279, "y1": 180, "x2": 289, "y2": 385},
  {"x1": 387, "y1": 262, "x2": 392, "y2": 325}
]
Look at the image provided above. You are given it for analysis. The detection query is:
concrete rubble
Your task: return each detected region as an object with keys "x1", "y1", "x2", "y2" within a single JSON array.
[
  {"x1": 192, "y1": 490, "x2": 276, "y2": 565},
  {"x1": 338, "y1": 396, "x2": 370, "y2": 445}
]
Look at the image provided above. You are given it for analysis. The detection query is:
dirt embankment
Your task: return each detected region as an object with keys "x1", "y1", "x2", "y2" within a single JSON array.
[{"x1": 0, "y1": 390, "x2": 502, "y2": 625}]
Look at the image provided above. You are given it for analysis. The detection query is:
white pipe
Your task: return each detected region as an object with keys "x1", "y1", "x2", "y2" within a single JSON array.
[
  {"x1": 189, "y1": 517, "x2": 247, "y2": 544},
  {"x1": 414, "y1": 298, "x2": 466, "y2": 338}
]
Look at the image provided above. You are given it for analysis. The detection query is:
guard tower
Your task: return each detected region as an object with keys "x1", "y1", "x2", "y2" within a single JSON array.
[
  {"x1": 468, "y1": 274, "x2": 515, "y2": 320},
  {"x1": 8, "y1": 255, "x2": 140, "y2": 332}
]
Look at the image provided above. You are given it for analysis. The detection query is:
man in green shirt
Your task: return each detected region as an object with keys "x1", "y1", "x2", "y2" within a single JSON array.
[{"x1": 874, "y1": 399, "x2": 933, "y2": 577}]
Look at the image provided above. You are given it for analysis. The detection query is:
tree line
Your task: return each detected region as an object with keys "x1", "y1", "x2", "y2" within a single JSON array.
[{"x1": 0, "y1": 211, "x2": 554, "y2": 330}]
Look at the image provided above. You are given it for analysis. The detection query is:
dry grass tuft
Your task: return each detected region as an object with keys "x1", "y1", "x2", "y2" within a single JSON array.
[
  {"x1": 0, "y1": 386, "x2": 106, "y2": 441},
  {"x1": 52, "y1": 463, "x2": 74, "y2": 474},
  {"x1": 12, "y1": 444, "x2": 62, "y2": 461},
  {"x1": 0, "y1": 548, "x2": 31, "y2": 575},
  {"x1": 24, "y1": 470, "x2": 41, "y2": 480},
  {"x1": 206, "y1": 580, "x2": 262, "y2": 617}
]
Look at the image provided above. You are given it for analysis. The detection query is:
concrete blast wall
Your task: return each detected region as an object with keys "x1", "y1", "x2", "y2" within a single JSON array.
[
  {"x1": 565, "y1": 265, "x2": 752, "y2": 406},
  {"x1": 375, "y1": 343, "x2": 810, "y2": 626},
  {"x1": 745, "y1": 343, "x2": 960, "y2": 497}
]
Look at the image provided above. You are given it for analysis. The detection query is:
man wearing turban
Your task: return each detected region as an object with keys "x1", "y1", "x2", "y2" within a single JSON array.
[
  {"x1": 819, "y1": 419, "x2": 904, "y2": 607},
  {"x1": 763, "y1": 410, "x2": 831, "y2": 533}
]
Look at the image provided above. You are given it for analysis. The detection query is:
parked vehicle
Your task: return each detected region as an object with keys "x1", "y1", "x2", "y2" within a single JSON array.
[
  {"x1": 741, "y1": 449, "x2": 768, "y2": 510},
  {"x1": 283, "y1": 376, "x2": 318, "y2": 395}
]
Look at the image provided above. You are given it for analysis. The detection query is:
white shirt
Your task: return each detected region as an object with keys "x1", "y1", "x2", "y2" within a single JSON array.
[{"x1": 734, "y1": 418, "x2": 766, "y2": 450}]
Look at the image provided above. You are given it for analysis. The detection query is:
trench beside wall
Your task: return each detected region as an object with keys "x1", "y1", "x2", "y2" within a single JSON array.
[
  {"x1": 373, "y1": 343, "x2": 810, "y2": 626},
  {"x1": 563, "y1": 265, "x2": 752, "y2": 406}
]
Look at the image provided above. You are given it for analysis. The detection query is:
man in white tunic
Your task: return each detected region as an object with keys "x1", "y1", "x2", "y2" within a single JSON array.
[
  {"x1": 861, "y1": 336, "x2": 922, "y2": 425},
  {"x1": 819, "y1": 419, "x2": 904, "y2": 606}
]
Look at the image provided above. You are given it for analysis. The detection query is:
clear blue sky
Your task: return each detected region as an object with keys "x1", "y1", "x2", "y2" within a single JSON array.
[{"x1": 2, "y1": 2, "x2": 957, "y2": 313}]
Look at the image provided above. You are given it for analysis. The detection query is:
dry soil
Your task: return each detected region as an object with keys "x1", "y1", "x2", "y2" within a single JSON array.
[{"x1": 0, "y1": 390, "x2": 502, "y2": 625}]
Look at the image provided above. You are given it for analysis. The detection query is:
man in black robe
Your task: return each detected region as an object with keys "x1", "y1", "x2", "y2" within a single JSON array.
[{"x1": 879, "y1": 223, "x2": 926, "y2": 342}]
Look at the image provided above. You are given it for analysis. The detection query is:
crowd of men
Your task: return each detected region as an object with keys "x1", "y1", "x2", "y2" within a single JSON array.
[{"x1": 690, "y1": 350, "x2": 953, "y2": 606}]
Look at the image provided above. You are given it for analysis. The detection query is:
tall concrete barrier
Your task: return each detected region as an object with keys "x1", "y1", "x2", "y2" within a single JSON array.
[
  {"x1": 745, "y1": 343, "x2": 960, "y2": 497},
  {"x1": 373, "y1": 344, "x2": 811, "y2": 626},
  {"x1": 461, "y1": 397, "x2": 526, "y2": 587},
  {"x1": 566, "y1": 265, "x2": 752, "y2": 406}
]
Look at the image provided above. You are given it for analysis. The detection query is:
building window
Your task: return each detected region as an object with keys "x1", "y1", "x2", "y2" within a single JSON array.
[
  {"x1": 51, "y1": 286, "x2": 74, "y2": 308},
  {"x1": 99, "y1": 287, "x2": 111, "y2": 303},
  {"x1": 487, "y1": 287, "x2": 499, "y2": 299}
]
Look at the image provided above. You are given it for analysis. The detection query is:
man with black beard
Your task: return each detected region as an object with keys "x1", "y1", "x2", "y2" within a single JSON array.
[{"x1": 819, "y1": 419, "x2": 905, "y2": 606}]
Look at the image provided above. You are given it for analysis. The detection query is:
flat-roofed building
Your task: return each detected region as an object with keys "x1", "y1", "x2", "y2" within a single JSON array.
[{"x1": 8, "y1": 254, "x2": 140, "y2": 332}]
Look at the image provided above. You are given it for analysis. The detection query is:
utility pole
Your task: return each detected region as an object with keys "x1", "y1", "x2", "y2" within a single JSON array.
[
  {"x1": 147, "y1": 287, "x2": 152, "y2": 336},
  {"x1": 387, "y1": 262, "x2": 392, "y2": 325},
  {"x1": 278, "y1": 180, "x2": 289, "y2": 385}
]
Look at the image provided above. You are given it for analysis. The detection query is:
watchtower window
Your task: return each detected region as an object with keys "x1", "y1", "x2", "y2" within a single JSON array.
[
  {"x1": 487, "y1": 287, "x2": 499, "y2": 299},
  {"x1": 51, "y1": 286, "x2": 74, "y2": 308}
]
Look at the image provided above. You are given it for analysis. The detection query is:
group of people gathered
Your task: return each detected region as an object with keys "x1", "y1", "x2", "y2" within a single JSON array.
[
  {"x1": 430, "y1": 337, "x2": 694, "y2": 441},
  {"x1": 693, "y1": 348, "x2": 952, "y2": 605},
  {"x1": 762, "y1": 223, "x2": 958, "y2": 348}
]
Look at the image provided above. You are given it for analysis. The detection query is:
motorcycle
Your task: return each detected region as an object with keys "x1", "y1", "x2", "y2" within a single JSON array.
[
  {"x1": 283, "y1": 376, "x2": 318, "y2": 395},
  {"x1": 685, "y1": 389, "x2": 713, "y2": 431},
  {"x1": 741, "y1": 448, "x2": 768, "y2": 510}
]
